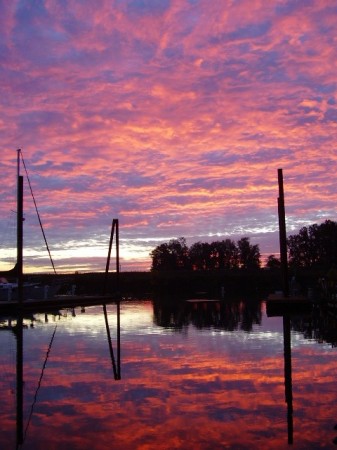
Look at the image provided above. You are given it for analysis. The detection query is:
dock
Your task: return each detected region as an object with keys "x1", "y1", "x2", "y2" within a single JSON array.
[
  {"x1": 0, "y1": 294, "x2": 121, "y2": 315},
  {"x1": 266, "y1": 293, "x2": 312, "y2": 317}
]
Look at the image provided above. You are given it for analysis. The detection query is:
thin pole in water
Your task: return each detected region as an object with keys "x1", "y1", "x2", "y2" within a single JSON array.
[{"x1": 277, "y1": 169, "x2": 289, "y2": 297}]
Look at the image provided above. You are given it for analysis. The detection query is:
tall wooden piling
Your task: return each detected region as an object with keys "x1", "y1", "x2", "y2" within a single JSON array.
[{"x1": 278, "y1": 169, "x2": 289, "y2": 297}]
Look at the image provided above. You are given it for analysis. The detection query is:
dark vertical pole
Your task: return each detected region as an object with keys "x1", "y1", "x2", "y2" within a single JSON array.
[
  {"x1": 17, "y1": 149, "x2": 21, "y2": 184},
  {"x1": 115, "y1": 219, "x2": 120, "y2": 291},
  {"x1": 278, "y1": 169, "x2": 289, "y2": 297},
  {"x1": 283, "y1": 315, "x2": 293, "y2": 444},
  {"x1": 16, "y1": 151, "x2": 24, "y2": 446},
  {"x1": 16, "y1": 312, "x2": 24, "y2": 447},
  {"x1": 114, "y1": 219, "x2": 121, "y2": 379},
  {"x1": 17, "y1": 175, "x2": 24, "y2": 305},
  {"x1": 103, "y1": 219, "x2": 119, "y2": 294},
  {"x1": 103, "y1": 219, "x2": 121, "y2": 380},
  {"x1": 103, "y1": 304, "x2": 118, "y2": 379},
  {"x1": 116, "y1": 299, "x2": 121, "y2": 379},
  {"x1": 103, "y1": 220, "x2": 115, "y2": 295}
]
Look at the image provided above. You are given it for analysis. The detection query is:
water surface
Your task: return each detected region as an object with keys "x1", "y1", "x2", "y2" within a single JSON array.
[{"x1": 1, "y1": 299, "x2": 337, "y2": 449}]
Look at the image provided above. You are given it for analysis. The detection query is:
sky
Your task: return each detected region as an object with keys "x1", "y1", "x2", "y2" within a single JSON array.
[{"x1": 1, "y1": 0, "x2": 337, "y2": 273}]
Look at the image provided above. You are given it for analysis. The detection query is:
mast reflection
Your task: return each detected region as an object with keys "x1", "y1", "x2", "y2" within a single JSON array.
[
  {"x1": 13, "y1": 301, "x2": 121, "y2": 448},
  {"x1": 16, "y1": 309, "x2": 23, "y2": 449},
  {"x1": 103, "y1": 300, "x2": 121, "y2": 380},
  {"x1": 283, "y1": 314, "x2": 293, "y2": 445}
]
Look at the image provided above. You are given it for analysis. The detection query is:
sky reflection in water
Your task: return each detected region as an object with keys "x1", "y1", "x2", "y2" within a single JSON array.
[{"x1": 1, "y1": 300, "x2": 337, "y2": 449}]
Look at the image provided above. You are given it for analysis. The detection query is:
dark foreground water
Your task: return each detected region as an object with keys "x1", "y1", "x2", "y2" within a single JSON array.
[{"x1": 1, "y1": 299, "x2": 337, "y2": 450}]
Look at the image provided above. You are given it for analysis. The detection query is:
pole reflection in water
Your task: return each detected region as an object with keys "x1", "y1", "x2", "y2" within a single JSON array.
[
  {"x1": 2, "y1": 299, "x2": 337, "y2": 449},
  {"x1": 11, "y1": 301, "x2": 121, "y2": 449},
  {"x1": 283, "y1": 314, "x2": 293, "y2": 445},
  {"x1": 103, "y1": 301, "x2": 121, "y2": 380},
  {"x1": 23, "y1": 323, "x2": 57, "y2": 445},
  {"x1": 15, "y1": 310, "x2": 23, "y2": 449}
]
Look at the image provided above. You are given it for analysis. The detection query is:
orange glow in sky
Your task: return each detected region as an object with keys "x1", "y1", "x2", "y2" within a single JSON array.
[{"x1": 1, "y1": 0, "x2": 337, "y2": 272}]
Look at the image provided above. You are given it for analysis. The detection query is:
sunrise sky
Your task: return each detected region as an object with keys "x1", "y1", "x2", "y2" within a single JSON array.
[{"x1": 1, "y1": 0, "x2": 337, "y2": 273}]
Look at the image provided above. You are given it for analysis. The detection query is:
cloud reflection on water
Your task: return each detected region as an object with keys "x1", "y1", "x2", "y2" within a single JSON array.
[{"x1": 1, "y1": 300, "x2": 337, "y2": 449}]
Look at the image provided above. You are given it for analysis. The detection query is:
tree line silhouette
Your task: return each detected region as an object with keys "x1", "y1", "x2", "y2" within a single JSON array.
[
  {"x1": 150, "y1": 220, "x2": 337, "y2": 272},
  {"x1": 150, "y1": 236, "x2": 261, "y2": 271}
]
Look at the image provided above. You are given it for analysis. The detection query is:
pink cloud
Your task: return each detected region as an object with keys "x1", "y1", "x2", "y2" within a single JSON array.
[{"x1": 1, "y1": 0, "x2": 337, "y2": 272}]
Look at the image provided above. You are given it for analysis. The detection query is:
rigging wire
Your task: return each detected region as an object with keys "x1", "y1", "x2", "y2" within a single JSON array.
[
  {"x1": 22, "y1": 324, "x2": 58, "y2": 445},
  {"x1": 19, "y1": 150, "x2": 57, "y2": 274}
]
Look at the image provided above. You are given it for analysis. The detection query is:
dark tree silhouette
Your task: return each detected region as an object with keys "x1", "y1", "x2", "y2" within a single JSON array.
[
  {"x1": 209, "y1": 239, "x2": 239, "y2": 270},
  {"x1": 237, "y1": 237, "x2": 261, "y2": 269},
  {"x1": 189, "y1": 241, "x2": 212, "y2": 270},
  {"x1": 266, "y1": 254, "x2": 281, "y2": 269},
  {"x1": 288, "y1": 220, "x2": 337, "y2": 269},
  {"x1": 151, "y1": 236, "x2": 261, "y2": 271},
  {"x1": 150, "y1": 237, "x2": 190, "y2": 271},
  {"x1": 189, "y1": 240, "x2": 239, "y2": 270}
]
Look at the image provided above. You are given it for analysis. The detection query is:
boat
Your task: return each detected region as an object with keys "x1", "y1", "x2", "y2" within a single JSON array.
[
  {"x1": 0, "y1": 276, "x2": 61, "y2": 302},
  {"x1": 0, "y1": 150, "x2": 120, "y2": 313},
  {"x1": 0, "y1": 151, "x2": 63, "y2": 303}
]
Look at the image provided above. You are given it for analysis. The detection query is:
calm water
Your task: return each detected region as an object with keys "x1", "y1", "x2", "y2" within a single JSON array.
[{"x1": 1, "y1": 299, "x2": 337, "y2": 450}]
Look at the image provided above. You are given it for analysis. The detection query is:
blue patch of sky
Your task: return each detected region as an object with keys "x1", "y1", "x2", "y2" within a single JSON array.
[
  {"x1": 226, "y1": 20, "x2": 271, "y2": 42},
  {"x1": 131, "y1": 39, "x2": 158, "y2": 63},
  {"x1": 99, "y1": 106, "x2": 137, "y2": 123},
  {"x1": 100, "y1": 70, "x2": 125, "y2": 84},
  {"x1": 201, "y1": 148, "x2": 291, "y2": 166},
  {"x1": 315, "y1": 7, "x2": 337, "y2": 36},
  {"x1": 199, "y1": 57, "x2": 252, "y2": 86},
  {"x1": 37, "y1": 174, "x2": 95, "y2": 193},
  {"x1": 18, "y1": 111, "x2": 66, "y2": 130},
  {"x1": 200, "y1": 150, "x2": 242, "y2": 166},
  {"x1": 275, "y1": 0, "x2": 314, "y2": 17},
  {"x1": 126, "y1": 0, "x2": 171, "y2": 16},
  {"x1": 136, "y1": 148, "x2": 168, "y2": 163},
  {"x1": 27, "y1": 151, "x2": 73, "y2": 169},
  {"x1": 15, "y1": 1, "x2": 63, "y2": 38},
  {"x1": 295, "y1": 114, "x2": 320, "y2": 126},
  {"x1": 175, "y1": 177, "x2": 247, "y2": 193},
  {"x1": 92, "y1": 196, "x2": 140, "y2": 215},
  {"x1": 71, "y1": 175, "x2": 99, "y2": 191},
  {"x1": 162, "y1": 43, "x2": 185, "y2": 61},
  {"x1": 12, "y1": 7, "x2": 69, "y2": 66},
  {"x1": 324, "y1": 108, "x2": 337, "y2": 122},
  {"x1": 253, "y1": 52, "x2": 288, "y2": 83},
  {"x1": 240, "y1": 132, "x2": 265, "y2": 141},
  {"x1": 117, "y1": 171, "x2": 161, "y2": 188},
  {"x1": 246, "y1": 148, "x2": 290, "y2": 163},
  {"x1": 314, "y1": 84, "x2": 337, "y2": 95},
  {"x1": 16, "y1": 0, "x2": 49, "y2": 22},
  {"x1": 0, "y1": 41, "x2": 11, "y2": 64}
]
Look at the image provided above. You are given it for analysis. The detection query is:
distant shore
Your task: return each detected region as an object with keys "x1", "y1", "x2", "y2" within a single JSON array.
[{"x1": 24, "y1": 267, "x2": 323, "y2": 300}]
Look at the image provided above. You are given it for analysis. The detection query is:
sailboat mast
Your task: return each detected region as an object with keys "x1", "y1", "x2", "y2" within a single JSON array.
[
  {"x1": 16, "y1": 149, "x2": 24, "y2": 445},
  {"x1": 17, "y1": 148, "x2": 21, "y2": 179},
  {"x1": 17, "y1": 149, "x2": 24, "y2": 305}
]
